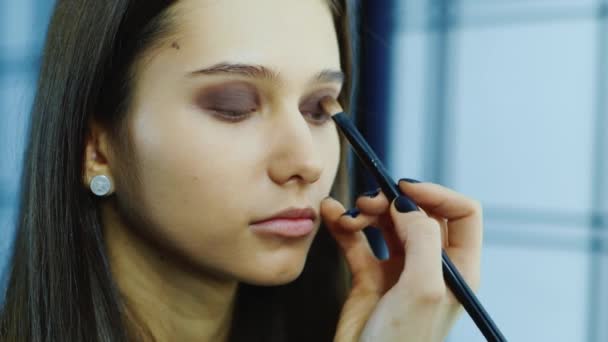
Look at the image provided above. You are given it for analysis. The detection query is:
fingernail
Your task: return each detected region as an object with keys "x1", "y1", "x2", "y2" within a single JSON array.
[
  {"x1": 341, "y1": 208, "x2": 360, "y2": 218},
  {"x1": 360, "y1": 188, "x2": 380, "y2": 198},
  {"x1": 394, "y1": 196, "x2": 418, "y2": 213},
  {"x1": 398, "y1": 178, "x2": 421, "y2": 184}
]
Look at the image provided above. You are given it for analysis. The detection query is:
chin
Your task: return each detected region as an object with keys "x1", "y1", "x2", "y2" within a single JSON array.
[{"x1": 241, "y1": 252, "x2": 309, "y2": 286}]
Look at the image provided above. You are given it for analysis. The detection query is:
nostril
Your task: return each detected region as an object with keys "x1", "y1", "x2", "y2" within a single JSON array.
[{"x1": 289, "y1": 164, "x2": 322, "y2": 184}]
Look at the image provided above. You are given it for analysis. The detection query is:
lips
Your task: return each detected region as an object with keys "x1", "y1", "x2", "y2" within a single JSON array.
[
  {"x1": 252, "y1": 207, "x2": 317, "y2": 223},
  {"x1": 250, "y1": 207, "x2": 317, "y2": 238}
]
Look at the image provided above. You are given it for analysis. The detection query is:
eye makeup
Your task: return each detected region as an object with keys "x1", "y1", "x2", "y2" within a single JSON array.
[
  {"x1": 195, "y1": 81, "x2": 340, "y2": 125},
  {"x1": 299, "y1": 90, "x2": 339, "y2": 125},
  {"x1": 195, "y1": 81, "x2": 260, "y2": 121}
]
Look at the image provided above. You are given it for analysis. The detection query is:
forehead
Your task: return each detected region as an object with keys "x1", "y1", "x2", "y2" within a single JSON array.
[{"x1": 165, "y1": 0, "x2": 341, "y2": 76}]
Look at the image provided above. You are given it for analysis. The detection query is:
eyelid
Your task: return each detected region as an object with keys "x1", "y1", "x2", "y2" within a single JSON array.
[
  {"x1": 209, "y1": 109, "x2": 254, "y2": 122},
  {"x1": 299, "y1": 89, "x2": 341, "y2": 110},
  {"x1": 303, "y1": 87, "x2": 340, "y2": 100},
  {"x1": 195, "y1": 81, "x2": 341, "y2": 125},
  {"x1": 297, "y1": 90, "x2": 340, "y2": 126},
  {"x1": 196, "y1": 82, "x2": 260, "y2": 109}
]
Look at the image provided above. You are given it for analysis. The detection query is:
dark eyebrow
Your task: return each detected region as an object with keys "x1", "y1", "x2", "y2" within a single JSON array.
[
  {"x1": 189, "y1": 63, "x2": 279, "y2": 81},
  {"x1": 188, "y1": 62, "x2": 344, "y2": 84},
  {"x1": 315, "y1": 69, "x2": 345, "y2": 84}
]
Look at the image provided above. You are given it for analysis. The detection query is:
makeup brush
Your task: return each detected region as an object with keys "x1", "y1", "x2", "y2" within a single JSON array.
[{"x1": 321, "y1": 98, "x2": 507, "y2": 342}]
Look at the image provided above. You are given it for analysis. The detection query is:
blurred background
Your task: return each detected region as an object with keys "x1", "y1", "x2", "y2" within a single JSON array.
[{"x1": 0, "y1": 0, "x2": 605, "y2": 341}]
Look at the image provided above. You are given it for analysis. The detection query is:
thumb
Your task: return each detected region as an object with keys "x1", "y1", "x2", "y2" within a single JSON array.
[
  {"x1": 321, "y1": 197, "x2": 376, "y2": 275},
  {"x1": 390, "y1": 196, "x2": 443, "y2": 289}
]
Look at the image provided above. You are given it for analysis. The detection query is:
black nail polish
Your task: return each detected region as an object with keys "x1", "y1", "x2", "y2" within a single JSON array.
[
  {"x1": 398, "y1": 178, "x2": 421, "y2": 184},
  {"x1": 394, "y1": 196, "x2": 418, "y2": 213},
  {"x1": 341, "y1": 208, "x2": 360, "y2": 218},
  {"x1": 360, "y1": 188, "x2": 380, "y2": 198}
]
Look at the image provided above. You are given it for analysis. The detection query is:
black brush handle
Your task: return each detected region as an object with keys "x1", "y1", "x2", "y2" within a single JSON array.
[{"x1": 332, "y1": 112, "x2": 507, "y2": 342}]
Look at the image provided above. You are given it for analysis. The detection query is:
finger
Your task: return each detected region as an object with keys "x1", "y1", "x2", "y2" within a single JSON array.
[
  {"x1": 377, "y1": 220, "x2": 404, "y2": 258},
  {"x1": 354, "y1": 189, "x2": 390, "y2": 216},
  {"x1": 398, "y1": 182, "x2": 482, "y2": 290},
  {"x1": 390, "y1": 198, "x2": 444, "y2": 294},
  {"x1": 429, "y1": 214, "x2": 449, "y2": 248},
  {"x1": 397, "y1": 181, "x2": 480, "y2": 220},
  {"x1": 336, "y1": 209, "x2": 382, "y2": 233},
  {"x1": 355, "y1": 189, "x2": 442, "y2": 257},
  {"x1": 352, "y1": 192, "x2": 406, "y2": 258},
  {"x1": 331, "y1": 229, "x2": 378, "y2": 276},
  {"x1": 398, "y1": 181, "x2": 483, "y2": 250},
  {"x1": 356, "y1": 187, "x2": 434, "y2": 218},
  {"x1": 321, "y1": 197, "x2": 377, "y2": 274}
]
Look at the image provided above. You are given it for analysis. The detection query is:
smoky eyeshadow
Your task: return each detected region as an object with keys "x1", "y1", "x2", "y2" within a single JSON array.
[
  {"x1": 299, "y1": 90, "x2": 337, "y2": 113},
  {"x1": 196, "y1": 82, "x2": 260, "y2": 112}
]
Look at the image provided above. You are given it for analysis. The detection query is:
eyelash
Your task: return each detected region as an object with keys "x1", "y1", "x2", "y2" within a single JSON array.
[
  {"x1": 210, "y1": 108, "x2": 256, "y2": 122},
  {"x1": 301, "y1": 110, "x2": 331, "y2": 125},
  {"x1": 211, "y1": 101, "x2": 334, "y2": 125}
]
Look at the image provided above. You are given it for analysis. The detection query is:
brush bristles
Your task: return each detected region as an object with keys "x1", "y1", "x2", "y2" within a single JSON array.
[{"x1": 321, "y1": 96, "x2": 343, "y2": 116}]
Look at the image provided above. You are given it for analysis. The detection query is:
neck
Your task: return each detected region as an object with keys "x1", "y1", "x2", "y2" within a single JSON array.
[{"x1": 101, "y1": 202, "x2": 238, "y2": 342}]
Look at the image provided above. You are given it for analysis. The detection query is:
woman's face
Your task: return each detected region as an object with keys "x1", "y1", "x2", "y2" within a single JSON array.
[{"x1": 116, "y1": 0, "x2": 342, "y2": 285}]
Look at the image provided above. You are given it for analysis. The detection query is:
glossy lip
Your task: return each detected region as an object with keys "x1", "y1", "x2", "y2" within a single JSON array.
[
  {"x1": 250, "y1": 207, "x2": 317, "y2": 238},
  {"x1": 252, "y1": 207, "x2": 317, "y2": 223}
]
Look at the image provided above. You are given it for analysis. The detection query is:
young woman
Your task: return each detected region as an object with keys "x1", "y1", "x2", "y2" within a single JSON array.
[{"x1": 0, "y1": 0, "x2": 483, "y2": 341}]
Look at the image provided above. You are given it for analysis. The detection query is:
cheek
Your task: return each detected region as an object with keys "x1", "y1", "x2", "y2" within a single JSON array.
[
  {"x1": 125, "y1": 110, "x2": 261, "y2": 260},
  {"x1": 131, "y1": 107, "x2": 263, "y2": 198},
  {"x1": 118, "y1": 108, "x2": 340, "y2": 283},
  {"x1": 316, "y1": 125, "x2": 341, "y2": 189}
]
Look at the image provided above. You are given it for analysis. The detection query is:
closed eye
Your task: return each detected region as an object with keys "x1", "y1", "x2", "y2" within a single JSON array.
[
  {"x1": 299, "y1": 91, "x2": 341, "y2": 126},
  {"x1": 196, "y1": 81, "x2": 260, "y2": 122}
]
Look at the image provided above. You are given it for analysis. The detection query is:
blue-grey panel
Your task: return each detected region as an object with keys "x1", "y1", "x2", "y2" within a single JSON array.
[
  {"x1": 0, "y1": 206, "x2": 17, "y2": 296},
  {"x1": 448, "y1": 19, "x2": 597, "y2": 213},
  {"x1": 460, "y1": 0, "x2": 598, "y2": 14},
  {"x1": 388, "y1": 31, "x2": 430, "y2": 180},
  {"x1": 1, "y1": 0, "x2": 55, "y2": 55},
  {"x1": 449, "y1": 222, "x2": 591, "y2": 342},
  {"x1": 593, "y1": 253, "x2": 608, "y2": 342},
  {"x1": 0, "y1": 73, "x2": 33, "y2": 195},
  {"x1": 1, "y1": 1, "x2": 35, "y2": 57}
]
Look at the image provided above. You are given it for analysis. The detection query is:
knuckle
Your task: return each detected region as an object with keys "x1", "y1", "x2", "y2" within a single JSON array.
[
  {"x1": 411, "y1": 284, "x2": 446, "y2": 304},
  {"x1": 469, "y1": 271, "x2": 481, "y2": 292},
  {"x1": 406, "y1": 213, "x2": 434, "y2": 226},
  {"x1": 352, "y1": 279, "x2": 382, "y2": 300},
  {"x1": 456, "y1": 266, "x2": 481, "y2": 293},
  {"x1": 472, "y1": 278, "x2": 481, "y2": 293},
  {"x1": 409, "y1": 217, "x2": 441, "y2": 237},
  {"x1": 450, "y1": 255, "x2": 482, "y2": 291},
  {"x1": 468, "y1": 199, "x2": 483, "y2": 216}
]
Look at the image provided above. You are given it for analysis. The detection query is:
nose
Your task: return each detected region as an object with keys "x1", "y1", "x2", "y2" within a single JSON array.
[{"x1": 266, "y1": 107, "x2": 323, "y2": 186}]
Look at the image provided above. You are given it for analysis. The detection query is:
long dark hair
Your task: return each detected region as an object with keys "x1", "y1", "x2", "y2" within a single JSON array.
[{"x1": 0, "y1": 1, "x2": 354, "y2": 341}]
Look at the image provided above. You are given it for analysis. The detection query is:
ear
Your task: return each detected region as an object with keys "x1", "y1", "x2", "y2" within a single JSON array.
[{"x1": 82, "y1": 120, "x2": 114, "y2": 190}]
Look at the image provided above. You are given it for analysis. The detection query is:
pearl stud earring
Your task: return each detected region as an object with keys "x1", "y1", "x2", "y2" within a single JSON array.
[{"x1": 90, "y1": 175, "x2": 113, "y2": 197}]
